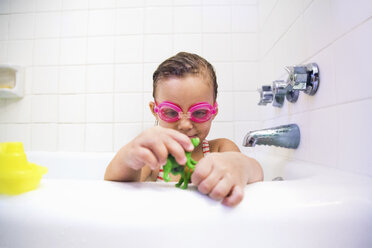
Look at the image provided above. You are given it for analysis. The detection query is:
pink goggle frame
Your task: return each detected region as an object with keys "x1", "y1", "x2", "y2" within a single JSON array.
[{"x1": 154, "y1": 101, "x2": 217, "y2": 123}]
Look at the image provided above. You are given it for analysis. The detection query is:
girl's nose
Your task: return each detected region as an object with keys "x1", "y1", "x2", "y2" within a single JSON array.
[{"x1": 177, "y1": 117, "x2": 193, "y2": 131}]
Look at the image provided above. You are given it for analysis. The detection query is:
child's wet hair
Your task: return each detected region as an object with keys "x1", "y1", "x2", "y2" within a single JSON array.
[{"x1": 152, "y1": 52, "x2": 218, "y2": 102}]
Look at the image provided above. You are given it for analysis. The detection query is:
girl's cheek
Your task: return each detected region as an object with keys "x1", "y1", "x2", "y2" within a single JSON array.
[{"x1": 159, "y1": 121, "x2": 177, "y2": 129}]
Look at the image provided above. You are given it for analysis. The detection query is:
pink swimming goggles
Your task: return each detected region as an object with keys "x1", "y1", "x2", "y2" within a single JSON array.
[{"x1": 154, "y1": 101, "x2": 218, "y2": 123}]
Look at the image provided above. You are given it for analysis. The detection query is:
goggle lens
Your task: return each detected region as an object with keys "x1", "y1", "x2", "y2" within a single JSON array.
[{"x1": 160, "y1": 107, "x2": 179, "y2": 122}]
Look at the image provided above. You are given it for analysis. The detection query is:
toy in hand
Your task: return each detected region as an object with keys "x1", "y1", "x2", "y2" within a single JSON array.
[{"x1": 162, "y1": 138, "x2": 200, "y2": 189}]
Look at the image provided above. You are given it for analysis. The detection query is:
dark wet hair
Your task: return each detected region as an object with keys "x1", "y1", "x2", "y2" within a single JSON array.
[{"x1": 152, "y1": 52, "x2": 218, "y2": 102}]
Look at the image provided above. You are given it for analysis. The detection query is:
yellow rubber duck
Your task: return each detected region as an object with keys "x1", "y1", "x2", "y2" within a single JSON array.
[{"x1": 0, "y1": 142, "x2": 47, "y2": 195}]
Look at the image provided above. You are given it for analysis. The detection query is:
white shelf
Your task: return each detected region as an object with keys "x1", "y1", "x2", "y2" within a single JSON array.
[{"x1": 0, "y1": 65, "x2": 24, "y2": 99}]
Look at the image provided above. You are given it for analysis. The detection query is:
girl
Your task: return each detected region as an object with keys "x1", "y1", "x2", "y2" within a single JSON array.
[{"x1": 104, "y1": 52, "x2": 263, "y2": 207}]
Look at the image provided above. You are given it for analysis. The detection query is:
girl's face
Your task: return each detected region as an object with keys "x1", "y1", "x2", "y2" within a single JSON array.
[{"x1": 150, "y1": 75, "x2": 217, "y2": 142}]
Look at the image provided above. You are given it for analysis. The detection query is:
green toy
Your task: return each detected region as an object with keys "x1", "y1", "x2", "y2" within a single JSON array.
[{"x1": 163, "y1": 137, "x2": 200, "y2": 189}]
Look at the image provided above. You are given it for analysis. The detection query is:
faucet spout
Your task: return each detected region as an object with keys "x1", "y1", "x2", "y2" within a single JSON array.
[{"x1": 243, "y1": 124, "x2": 300, "y2": 149}]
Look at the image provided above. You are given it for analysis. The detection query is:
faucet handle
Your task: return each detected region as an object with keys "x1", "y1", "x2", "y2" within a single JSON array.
[
  {"x1": 257, "y1": 85, "x2": 273, "y2": 105},
  {"x1": 286, "y1": 65, "x2": 308, "y2": 90},
  {"x1": 283, "y1": 63, "x2": 320, "y2": 103},
  {"x1": 271, "y1": 80, "x2": 290, "y2": 107},
  {"x1": 285, "y1": 63, "x2": 319, "y2": 95}
]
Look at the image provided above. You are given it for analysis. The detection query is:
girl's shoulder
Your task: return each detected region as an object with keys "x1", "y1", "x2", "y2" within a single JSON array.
[{"x1": 208, "y1": 138, "x2": 240, "y2": 153}]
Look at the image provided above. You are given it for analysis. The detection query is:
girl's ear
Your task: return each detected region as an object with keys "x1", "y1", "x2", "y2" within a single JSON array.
[{"x1": 149, "y1": 101, "x2": 157, "y2": 118}]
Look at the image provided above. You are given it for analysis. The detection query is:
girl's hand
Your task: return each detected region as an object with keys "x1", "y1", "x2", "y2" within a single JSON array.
[
  {"x1": 104, "y1": 126, "x2": 194, "y2": 182},
  {"x1": 121, "y1": 126, "x2": 194, "y2": 171},
  {"x1": 191, "y1": 152, "x2": 260, "y2": 207}
]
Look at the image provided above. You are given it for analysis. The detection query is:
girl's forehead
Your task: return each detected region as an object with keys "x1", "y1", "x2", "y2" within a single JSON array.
[{"x1": 155, "y1": 75, "x2": 214, "y2": 107}]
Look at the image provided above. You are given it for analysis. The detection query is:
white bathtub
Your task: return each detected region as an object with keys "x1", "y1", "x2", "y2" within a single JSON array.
[{"x1": 0, "y1": 152, "x2": 371, "y2": 248}]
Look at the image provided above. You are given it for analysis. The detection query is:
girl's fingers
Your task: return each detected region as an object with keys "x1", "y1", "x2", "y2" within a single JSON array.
[
  {"x1": 136, "y1": 147, "x2": 159, "y2": 170},
  {"x1": 147, "y1": 142, "x2": 168, "y2": 166},
  {"x1": 166, "y1": 128, "x2": 194, "y2": 151},
  {"x1": 191, "y1": 158, "x2": 213, "y2": 186},
  {"x1": 209, "y1": 177, "x2": 233, "y2": 201},
  {"x1": 196, "y1": 167, "x2": 222, "y2": 195},
  {"x1": 141, "y1": 134, "x2": 187, "y2": 166},
  {"x1": 221, "y1": 185, "x2": 244, "y2": 207},
  {"x1": 163, "y1": 137, "x2": 188, "y2": 165},
  {"x1": 135, "y1": 126, "x2": 196, "y2": 170}
]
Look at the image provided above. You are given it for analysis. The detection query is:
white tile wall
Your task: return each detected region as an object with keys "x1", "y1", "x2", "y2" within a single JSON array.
[
  {"x1": 58, "y1": 124, "x2": 85, "y2": 151},
  {"x1": 60, "y1": 38, "x2": 86, "y2": 64},
  {"x1": 31, "y1": 123, "x2": 58, "y2": 151},
  {"x1": 1, "y1": 0, "x2": 260, "y2": 154},
  {"x1": 115, "y1": 64, "x2": 143, "y2": 92},
  {"x1": 36, "y1": 0, "x2": 62, "y2": 11},
  {"x1": 0, "y1": 15, "x2": 8, "y2": 40},
  {"x1": 31, "y1": 95, "x2": 59, "y2": 122},
  {"x1": 88, "y1": 9, "x2": 115, "y2": 36},
  {"x1": 59, "y1": 94, "x2": 85, "y2": 123},
  {"x1": 89, "y1": 0, "x2": 115, "y2": 9},
  {"x1": 232, "y1": 33, "x2": 258, "y2": 60},
  {"x1": 32, "y1": 66, "x2": 59, "y2": 94},
  {"x1": 214, "y1": 92, "x2": 234, "y2": 122},
  {"x1": 116, "y1": 8, "x2": 144, "y2": 35},
  {"x1": 207, "y1": 121, "x2": 234, "y2": 141},
  {"x1": 0, "y1": 97, "x2": 31, "y2": 123},
  {"x1": 8, "y1": 40, "x2": 33, "y2": 65},
  {"x1": 86, "y1": 65, "x2": 114, "y2": 93},
  {"x1": 258, "y1": 0, "x2": 372, "y2": 176},
  {"x1": 115, "y1": 35, "x2": 143, "y2": 63},
  {"x1": 1, "y1": 0, "x2": 368, "y2": 178},
  {"x1": 0, "y1": 0, "x2": 10, "y2": 14},
  {"x1": 203, "y1": 34, "x2": 232, "y2": 61},
  {"x1": 233, "y1": 62, "x2": 259, "y2": 91},
  {"x1": 234, "y1": 91, "x2": 261, "y2": 121},
  {"x1": 86, "y1": 94, "x2": 113, "y2": 123},
  {"x1": 34, "y1": 12, "x2": 61, "y2": 38},
  {"x1": 61, "y1": 11, "x2": 88, "y2": 37},
  {"x1": 85, "y1": 123, "x2": 112, "y2": 152},
  {"x1": 337, "y1": 99, "x2": 372, "y2": 175},
  {"x1": 174, "y1": 7, "x2": 202, "y2": 33},
  {"x1": 203, "y1": 6, "x2": 231, "y2": 33},
  {"x1": 10, "y1": 0, "x2": 35, "y2": 13},
  {"x1": 333, "y1": 19, "x2": 372, "y2": 104},
  {"x1": 9, "y1": 13, "x2": 35, "y2": 39},
  {"x1": 303, "y1": 0, "x2": 335, "y2": 58},
  {"x1": 34, "y1": 39, "x2": 60, "y2": 65},
  {"x1": 116, "y1": 0, "x2": 144, "y2": 8},
  {"x1": 143, "y1": 63, "x2": 157, "y2": 92},
  {"x1": 173, "y1": 33, "x2": 202, "y2": 57},
  {"x1": 0, "y1": 42, "x2": 7, "y2": 63},
  {"x1": 145, "y1": 7, "x2": 173, "y2": 34},
  {"x1": 143, "y1": 34, "x2": 173, "y2": 62},
  {"x1": 0, "y1": 123, "x2": 31, "y2": 149},
  {"x1": 232, "y1": 5, "x2": 258, "y2": 32},
  {"x1": 213, "y1": 62, "x2": 233, "y2": 91},
  {"x1": 59, "y1": 66, "x2": 86, "y2": 93},
  {"x1": 114, "y1": 93, "x2": 143, "y2": 122},
  {"x1": 86, "y1": 37, "x2": 114, "y2": 64},
  {"x1": 62, "y1": 0, "x2": 88, "y2": 10}
]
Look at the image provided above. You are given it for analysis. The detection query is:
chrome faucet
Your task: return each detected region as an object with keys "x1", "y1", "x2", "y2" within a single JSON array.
[
  {"x1": 243, "y1": 124, "x2": 300, "y2": 149},
  {"x1": 257, "y1": 63, "x2": 320, "y2": 107}
]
